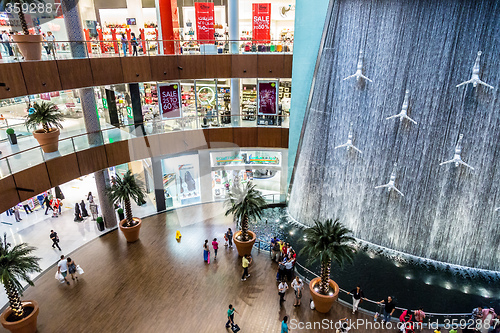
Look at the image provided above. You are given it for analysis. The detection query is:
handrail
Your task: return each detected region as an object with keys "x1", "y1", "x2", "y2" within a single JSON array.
[
  {"x1": 0, "y1": 38, "x2": 293, "y2": 62},
  {"x1": 251, "y1": 239, "x2": 473, "y2": 321},
  {"x1": 0, "y1": 114, "x2": 289, "y2": 178}
]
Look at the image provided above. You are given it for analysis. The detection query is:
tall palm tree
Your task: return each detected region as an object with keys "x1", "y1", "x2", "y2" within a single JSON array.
[
  {"x1": 0, "y1": 0, "x2": 44, "y2": 35},
  {"x1": 25, "y1": 101, "x2": 64, "y2": 133},
  {"x1": 224, "y1": 182, "x2": 266, "y2": 241},
  {"x1": 107, "y1": 171, "x2": 145, "y2": 227},
  {"x1": 300, "y1": 219, "x2": 356, "y2": 295},
  {"x1": 0, "y1": 233, "x2": 41, "y2": 319}
]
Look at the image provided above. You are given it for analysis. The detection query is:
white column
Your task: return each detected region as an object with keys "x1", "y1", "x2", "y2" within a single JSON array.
[
  {"x1": 126, "y1": 0, "x2": 144, "y2": 35},
  {"x1": 228, "y1": 0, "x2": 240, "y2": 125}
]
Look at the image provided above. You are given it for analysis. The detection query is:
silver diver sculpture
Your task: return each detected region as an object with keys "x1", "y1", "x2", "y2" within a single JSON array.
[
  {"x1": 375, "y1": 163, "x2": 404, "y2": 197},
  {"x1": 342, "y1": 50, "x2": 373, "y2": 83},
  {"x1": 456, "y1": 51, "x2": 495, "y2": 90},
  {"x1": 334, "y1": 123, "x2": 362, "y2": 153},
  {"x1": 386, "y1": 90, "x2": 417, "y2": 124},
  {"x1": 439, "y1": 134, "x2": 474, "y2": 170}
]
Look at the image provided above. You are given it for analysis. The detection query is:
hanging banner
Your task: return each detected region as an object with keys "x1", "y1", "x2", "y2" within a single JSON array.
[
  {"x1": 252, "y1": 3, "x2": 271, "y2": 43},
  {"x1": 195, "y1": 2, "x2": 215, "y2": 44},
  {"x1": 158, "y1": 82, "x2": 182, "y2": 119},
  {"x1": 258, "y1": 80, "x2": 278, "y2": 115}
]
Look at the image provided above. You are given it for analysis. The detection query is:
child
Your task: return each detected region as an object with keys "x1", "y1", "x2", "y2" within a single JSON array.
[
  {"x1": 336, "y1": 318, "x2": 351, "y2": 333},
  {"x1": 212, "y1": 238, "x2": 219, "y2": 260},
  {"x1": 224, "y1": 233, "x2": 228, "y2": 247}
]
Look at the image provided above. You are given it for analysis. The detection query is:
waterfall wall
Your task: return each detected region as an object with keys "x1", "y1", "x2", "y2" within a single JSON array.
[{"x1": 289, "y1": 0, "x2": 500, "y2": 271}]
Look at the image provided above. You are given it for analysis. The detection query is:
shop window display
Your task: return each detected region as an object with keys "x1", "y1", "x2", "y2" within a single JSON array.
[
  {"x1": 217, "y1": 79, "x2": 231, "y2": 124},
  {"x1": 241, "y1": 79, "x2": 257, "y2": 122}
]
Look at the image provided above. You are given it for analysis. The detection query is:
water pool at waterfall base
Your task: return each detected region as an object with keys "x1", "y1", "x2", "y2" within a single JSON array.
[{"x1": 253, "y1": 207, "x2": 500, "y2": 314}]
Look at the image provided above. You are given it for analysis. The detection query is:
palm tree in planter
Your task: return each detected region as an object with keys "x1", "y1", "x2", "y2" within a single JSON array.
[
  {"x1": 107, "y1": 170, "x2": 146, "y2": 242},
  {"x1": 0, "y1": 233, "x2": 42, "y2": 333},
  {"x1": 300, "y1": 219, "x2": 356, "y2": 313},
  {"x1": 25, "y1": 101, "x2": 64, "y2": 153},
  {"x1": 1, "y1": 0, "x2": 44, "y2": 60},
  {"x1": 224, "y1": 182, "x2": 266, "y2": 256}
]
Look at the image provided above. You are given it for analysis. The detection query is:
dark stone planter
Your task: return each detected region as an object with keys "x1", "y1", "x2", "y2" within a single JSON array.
[{"x1": 8, "y1": 133, "x2": 17, "y2": 145}]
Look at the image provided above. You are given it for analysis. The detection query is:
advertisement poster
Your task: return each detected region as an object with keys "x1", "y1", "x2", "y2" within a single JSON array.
[
  {"x1": 40, "y1": 93, "x2": 51, "y2": 101},
  {"x1": 258, "y1": 80, "x2": 278, "y2": 115},
  {"x1": 252, "y1": 3, "x2": 271, "y2": 42},
  {"x1": 178, "y1": 163, "x2": 201, "y2": 205},
  {"x1": 195, "y1": 2, "x2": 215, "y2": 44},
  {"x1": 158, "y1": 82, "x2": 182, "y2": 119}
]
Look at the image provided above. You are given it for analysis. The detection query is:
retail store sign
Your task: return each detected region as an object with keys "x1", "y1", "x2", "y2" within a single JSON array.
[
  {"x1": 252, "y1": 3, "x2": 271, "y2": 42},
  {"x1": 195, "y1": 2, "x2": 215, "y2": 44},
  {"x1": 102, "y1": 98, "x2": 108, "y2": 109},
  {"x1": 258, "y1": 80, "x2": 278, "y2": 115},
  {"x1": 158, "y1": 82, "x2": 182, "y2": 119},
  {"x1": 127, "y1": 106, "x2": 133, "y2": 119}
]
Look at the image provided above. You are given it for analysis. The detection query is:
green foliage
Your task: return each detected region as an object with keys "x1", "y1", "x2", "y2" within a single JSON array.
[
  {"x1": 96, "y1": 216, "x2": 103, "y2": 223},
  {"x1": 0, "y1": 233, "x2": 41, "y2": 317},
  {"x1": 117, "y1": 208, "x2": 124, "y2": 214},
  {"x1": 25, "y1": 101, "x2": 64, "y2": 133},
  {"x1": 300, "y1": 219, "x2": 356, "y2": 294},
  {"x1": 6, "y1": 128, "x2": 15, "y2": 135},
  {"x1": 224, "y1": 182, "x2": 266, "y2": 241},
  {"x1": 107, "y1": 170, "x2": 145, "y2": 227}
]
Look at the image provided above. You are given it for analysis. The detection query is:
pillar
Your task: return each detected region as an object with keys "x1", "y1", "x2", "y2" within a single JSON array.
[
  {"x1": 61, "y1": 0, "x2": 87, "y2": 59},
  {"x1": 155, "y1": 0, "x2": 180, "y2": 54},
  {"x1": 228, "y1": 0, "x2": 240, "y2": 126},
  {"x1": 105, "y1": 89, "x2": 120, "y2": 127},
  {"x1": 129, "y1": 83, "x2": 145, "y2": 135},
  {"x1": 151, "y1": 157, "x2": 166, "y2": 212},
  {"x1": 80, "y1": 87, "x2": 118, "y2": 229},
  {"x1": 126, "y1": 0, "x2": 144, "y2": 36}
]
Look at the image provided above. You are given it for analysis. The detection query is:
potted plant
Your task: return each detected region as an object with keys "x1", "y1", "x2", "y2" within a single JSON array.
[
  {"x1": 7, "y1": 0, "x2": 44, "y2": 60},
  {"x1": 96, "y1": 216, "x2": 105, "y2": 232},
  {"x1": 0, "y1": 233, "x2": 42, "y2": 333},
  {"x1": 107, "y1": 171, "x2": 146, "y2": 242},
  {"x1": 25, "y1": 101, "x2": 64, "y2": 153},
  {"x1": 117, "y1": 208, "x2": 125, "y2": 221},
  {"x1": 224, "y1": 182, "x2": 266, "y2": 256},
  {"x1": 300, "y1": 219, "x2": 356, "y2": 313},
  {"x1": 6, "y1": 128, "x2": 17, "y2": 145}
]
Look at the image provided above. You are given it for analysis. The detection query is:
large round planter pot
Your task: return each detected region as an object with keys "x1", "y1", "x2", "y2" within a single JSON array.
[
  {"x1": 0, "y1": 300, "x2": 39, "y2": 333},
  {"x1": 12, "y1": 35, "x2": 42, "y2": 61},
  {"x1": 233, "y1": 230, "x2": 256, "y2": 257},
  {"x1": 119, "y1": 217, "x2": 142, "y2": 242},
  {"x1": 33, "y1": 128, "x2": 60, "y2": 153},
  {"x1": 309, "y1": 277, "x2": 339, "y2": 313}
]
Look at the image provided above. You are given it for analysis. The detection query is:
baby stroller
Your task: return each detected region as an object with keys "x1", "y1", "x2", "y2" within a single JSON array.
[{"x1": 399, "y1": 310, "x2": 415, "y2": 333}]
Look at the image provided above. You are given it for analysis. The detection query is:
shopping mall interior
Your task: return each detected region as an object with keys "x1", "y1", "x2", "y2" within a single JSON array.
[{"x1": 0, "y1": 0, "x2": 499, "y2": 332}]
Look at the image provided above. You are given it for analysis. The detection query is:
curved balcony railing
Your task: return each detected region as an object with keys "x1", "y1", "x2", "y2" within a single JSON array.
[
  {"x1": 0, "y1": 114, "x2": 289, "y2": 179},
  {"x1": 251, "y1": 239, "x2": 473, "y2": 328},
  {"x1": 0, "y1": 39, "x2": 293, "y2": 62}
]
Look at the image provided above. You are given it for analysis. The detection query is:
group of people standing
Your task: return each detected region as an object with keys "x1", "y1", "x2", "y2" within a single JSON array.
[{"x1": 120, "y1": 33, "x2": 139, "y2": 56}]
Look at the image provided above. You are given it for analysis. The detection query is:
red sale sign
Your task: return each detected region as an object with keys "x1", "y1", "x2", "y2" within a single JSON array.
[
  {"x1": 195, "y1": 2, "x2": 215, "y2": 44},
  {"x1": 252, "y1": 3, "x2": 271, "y2": 43},
  {"x1": 158, "y1": 83, "x2": 182, "y2": 119}
]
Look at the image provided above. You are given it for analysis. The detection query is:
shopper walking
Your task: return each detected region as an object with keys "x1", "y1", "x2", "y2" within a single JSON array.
[
  {"x1": 66, "y1": 257, "x2": 78, "y2": 281},
  {"x1": 348, "y1": 285, "x2": 365, "y2": 314},
  {"x1": 377, "y1": 296, "x2": 396, "y2": 323},
  {"x1": 44, "y1": 195, "x2": 52, "y2": 215},
  {"x1": 414, "y1": 307, "x2": 425, "y2": 323},
  {"x1": 121, "y1": 33, "x2": 128, "y2": 56},
  {"x1": 57, "y1": 255, "x2": 70, "y2": 285},
  {"x1": 74, "y1": 203, "x2": 83, "y2": 222},
  {"x1": 131, "y1": 32, "x2": 138, "y2": 56},
  {"x1": 241, "y1": 254, "x2": 252, "y2": 281},
  {"x1": 22, "y1": 200, "x2": 33, "y2": 214},
  {"x1": 1, "y1": 31, "x2": 13, "y2": 56},
  {"x1": 291, "y1": 276, "x2": 304, "y2": 307},
  {"x1": 13, "y1": 206, "x2": 21, "y2": 222},
  {"x1": 45, "y1": 31, "x2": 56, "y2": 58},
  {"x1": 281, "y1": 316, "x2": 290, "y2": 333},
  {"x1": 226, "y1": 228, "x2": 233, "y2": 248},
  {"x1": 278, "y1": 279, "x2": 288, "y2": 304},
  {"x1": 203, "y1": 239, "x2": 210, "y2": 263},
  {"x1": 80, "y1": 200, "x2": 89, "y2": 218},
  {"x1": 50, "y1": 230, "x2": 61, "y2": 251},
  {"x1": 225, "y1": 304, "x2": 239, "y2": 329},
  {"x1": 87, "y1": 192, "x2": 94, "y2": 204},
  {"x1": 212, "y1": 238, "x2": 218, "y2": 260}
]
